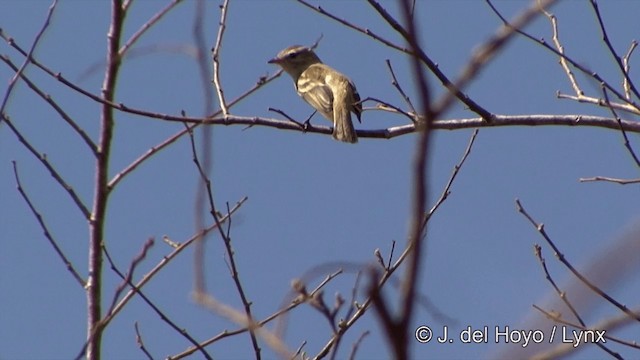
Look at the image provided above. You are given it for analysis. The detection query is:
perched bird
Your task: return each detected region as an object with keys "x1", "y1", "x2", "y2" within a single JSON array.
[{"x1": 268, "y1": 45, "x2": 362, "y2": 143}]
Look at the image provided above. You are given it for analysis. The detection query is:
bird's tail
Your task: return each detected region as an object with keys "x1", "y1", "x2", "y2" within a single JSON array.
[{"x1": 332, "y1": 88, "x2": 358, "y2": 144}]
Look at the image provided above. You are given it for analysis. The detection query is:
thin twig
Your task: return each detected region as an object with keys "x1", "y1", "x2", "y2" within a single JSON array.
[
  {"x1": 515, "y1": 199, "x2": 640, "y2": 322},
  {"x1": 347, "y1": 331, "x2": 370, "y2": 360},
  {"x1": 425, "y1": 128, "x2": 479, "y2": 225},
  {"x1": 533, "y1": 245, "x2": 621, "y2": 358},
  {"x1": 539, "y1": 4, "x2": 583, "y2": 96},
  {"x1": 92, "y1": 238, "x2": 213, "y2": 360},
  {"x1": 1, "y1": 56, "x2": 97, "y2": 154},
  {"x1": 534, "y1": 245, "x2": 584, "y2": 325},
  {"x1": 361, "y1": 96, "x2": 416, "y2": 123},
  {"x1": 119, "y1": 0, "x2": 184, "y2": 56},
  {"x1": 386, "y1": 240, "x2": 395, "y2": 269},
  {"x1": 579, "y1": 176, "x2": 640, "y2": 184},
  {"x1": 102, "y1": 197, "x2": 248, "y2": 330},
  {"x1": 192, "y1": 291, "x2": 292, "y2": 358},
  {"x1": 104, "y1": 238, "x2": 155, "y2": 316},
  {"x1": 486, "y1": 0, "x2": 640, "y2": 115},
  {"x1": 589, "y1": 0, "x2": 640, "y2": 101},
  {"x1": 291, "y1": 341, "x2": 307, "y2": 360},
  {"x1": 621, "y1": 41, "x2": 637, "y2": 100},
  {"x1": 295, "y1": 0, "x2": 412, "y2": 55},
  {"x1": 2, "y1": 116, "x2": 91, "y2": 218},
  {"x1": 212, "y1": 0, "x2": 230, "y2": 116},
  {"x1": 296, "y1": 0, "x2": 494, "y2": 121},
  {"x1": 430, "y1": 0, "x2": 559, "y2": 121},
  {"x1": 556, "y1": 91, "x2": 640, "y2": 115},
  {"x1": 316, "y1": 260, "x2": 403, "y2": 358},
  {"x1": 342, "y1": 271, "x2": 362, "y2": 323},
  {"x1": 185, "y1": 121, "x2": 261, "y2": 356},
  {"x1": 315, "y1": 237, "x2": 442, "y2": 359},
  {"x1": 385, "y1": 59, "x2": 417, "y2": 116},
  {"x1": 12, "y1": 161, "x2": 86, "y2": 288},
  {"x1": 601, "y1": 87, "x2": 640, "y2": 167},
  {"x1": 0, "y1": 0, "x2": 58, "y2": 125},
  {"x1": 268, "y1": 107, "x2": 306, "y2": 128},
  {"x1": 169, "y1": 269, "x2": 339, "y2": 359},
  {"x1": 1, "y1": 26, "x2": 289, "y2": 123},
  {"x1": 107, "y1": 70, "x2": 282, "y2": 190},
  {"x1": 314, "y1": 123, "x2": 498, "y2": 359},
  {"x1": 531, "y1": 304, "x2": 640, "y2": 359},
  {"x1": 368, "y1": 0, "x2": 494, "y2": 122},
  {"x1": 275, "y1": 268, "x2": 345, "y2": 336},
  {"x1": 134, "y1": 322, "x2": 154, "y2": 360}
]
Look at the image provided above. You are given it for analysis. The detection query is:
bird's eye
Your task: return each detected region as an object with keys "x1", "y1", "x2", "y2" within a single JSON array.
[{"x1": 287, "y1": 52, "x2": 298, "y2": 59}]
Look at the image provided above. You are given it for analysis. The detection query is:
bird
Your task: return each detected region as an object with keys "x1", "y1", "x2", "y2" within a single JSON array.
[{"x1": 268, "y1": 45, "x2": 362, "y2": 143}]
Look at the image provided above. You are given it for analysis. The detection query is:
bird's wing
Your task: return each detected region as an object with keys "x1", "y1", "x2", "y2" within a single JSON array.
[
  {"x1": 306, "y1": 65, "x2": 361, "y2": 124},
  {"x1": 297, "y1": 65, "x2": 334, "y2": 120},
  {"x1": 349, "y1": 80, "x2": 362, "y2": 123}
]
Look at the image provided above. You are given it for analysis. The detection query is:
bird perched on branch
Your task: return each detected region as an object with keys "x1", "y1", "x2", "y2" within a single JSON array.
[{"x1": 268, "y1": 45, "x2": 362, "y2": 143}]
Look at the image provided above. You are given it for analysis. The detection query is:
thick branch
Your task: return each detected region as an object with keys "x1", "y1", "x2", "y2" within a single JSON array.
[{"x1": 86, "y1": 1, "x2": 124, "y2": 359}]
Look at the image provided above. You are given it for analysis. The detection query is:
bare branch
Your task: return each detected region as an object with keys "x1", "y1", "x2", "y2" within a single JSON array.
[
  {"x1": 268, "y1": 107, "x2": 307, "y2": 128},
  {"x1": 119, "y1": 0, "x2": 184, "y2": 57},
  {"x1": 365, "y1": 2, "x2": 435, "y2": 357},
  {"x1": 431, "y1": 0, "x2": 559, "y2": 120},
  {"x1": 515, "y1": 199, "x2": 640, "y2": 322},
  {"x1": 600, "y1": 86, "x2": 640, "y2": 167},
  {"x1": 533, "y1": 245, "x2": 621, "y2": 358},
  {"x1": 361, "y1": 95, "x2": 417, "y2": 123},
  {"x1": 2, "y1": 116, "x2": 91, "y2": 218},
  {"x1": 86, "y1": 1, "x2": 126, "y2": 357},
  {"x1": 292, "y1": 341, "x2": 307, "y2": 360},
  {"x1": 589, "y1": 0, "x2": 640, "y2": 101},
  {"x1": 134, "y1": 322, "x2": 154, "y2": 360},
  {"x1": 104, "y1": 238, "x2": 155, "y2": 317},
  {"x1": 0, "y1": 0, "x2": 58, "y2": 126},
  {"x1": 531, "y1": 304, "x2": 640, "y2": 359},
  {"x1": 185, "y1": 119, "x2": 261, "y2": 356},
  {"x1": 368, "y1": 0, "x2": 495, "y2": 122},
  {"x1": 621, "y1": 41, "x2": 638, "y2": 100},
  {"x1": 579, "y1": 176, "x2": 640, "y2": 184},
  {"x1": 12, "y1": 161, "x2": 86, "y2": 288},
  {"x1": 487, "y1": 0, "x2": 640, "y2": 114},
  {"x1": 92, "y1": 238, "x2": 213, "y2": 360},
  {"x1": 170, "y1": 270, "x2": 340, "y2": 359},
  {"x1": 192, "y1": 291, "x2": 292, "y2": 358},
  {"x1": 107, "y1": 69, "x2": 282, "y2": 190},
  {"x1": 347, "y1": 331, "x2": 370, "y2": 360},
  {"x1": 539, "y1": 5, "x2": 583, "y2": 96},
  {"x1": 425, "y1": 128, "x2": 479, "y2": 224},
  {"x1": 69, "y1": 111, "x2": 640, "y2": 139},
  {"x1": 211, "y1": 0, "x2": 230, "y2": 116},
  {"x1": 295, "y1": 0, "x2": 411, "y2": 55},
  {"x1": 385, "y1": 59, "x2": 417, "y2": 116},
  {"x1": 0, "y1": 56, "x2": 97, "y2": 154},
  {"x1": 102, "y1": 197, "x2": 249, "y2": 330}
]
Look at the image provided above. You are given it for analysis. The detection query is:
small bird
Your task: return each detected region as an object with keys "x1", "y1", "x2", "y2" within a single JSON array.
[{"x1": 268, "y1": 45, "x2": 362, "y2": 143}]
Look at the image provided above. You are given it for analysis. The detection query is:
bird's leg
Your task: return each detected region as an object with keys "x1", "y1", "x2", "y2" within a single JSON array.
[{"x1": 302, "y1": 110, "x2": 317, "y2": 132}]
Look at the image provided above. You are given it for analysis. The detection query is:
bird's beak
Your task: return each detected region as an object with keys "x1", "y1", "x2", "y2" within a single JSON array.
[{"x1": 268, "y1": 57, "x2": 281, "y2": 64}]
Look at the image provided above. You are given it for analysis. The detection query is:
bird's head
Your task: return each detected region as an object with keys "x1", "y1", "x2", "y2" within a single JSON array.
[{"x1": 268, "y1": 45, "x2": 322, "y2": 79}]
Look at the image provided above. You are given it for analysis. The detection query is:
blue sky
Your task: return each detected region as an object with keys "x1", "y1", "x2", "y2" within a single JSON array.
[{"x1": 1, "y1": 1, "x2": 639, "y2": 359}]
